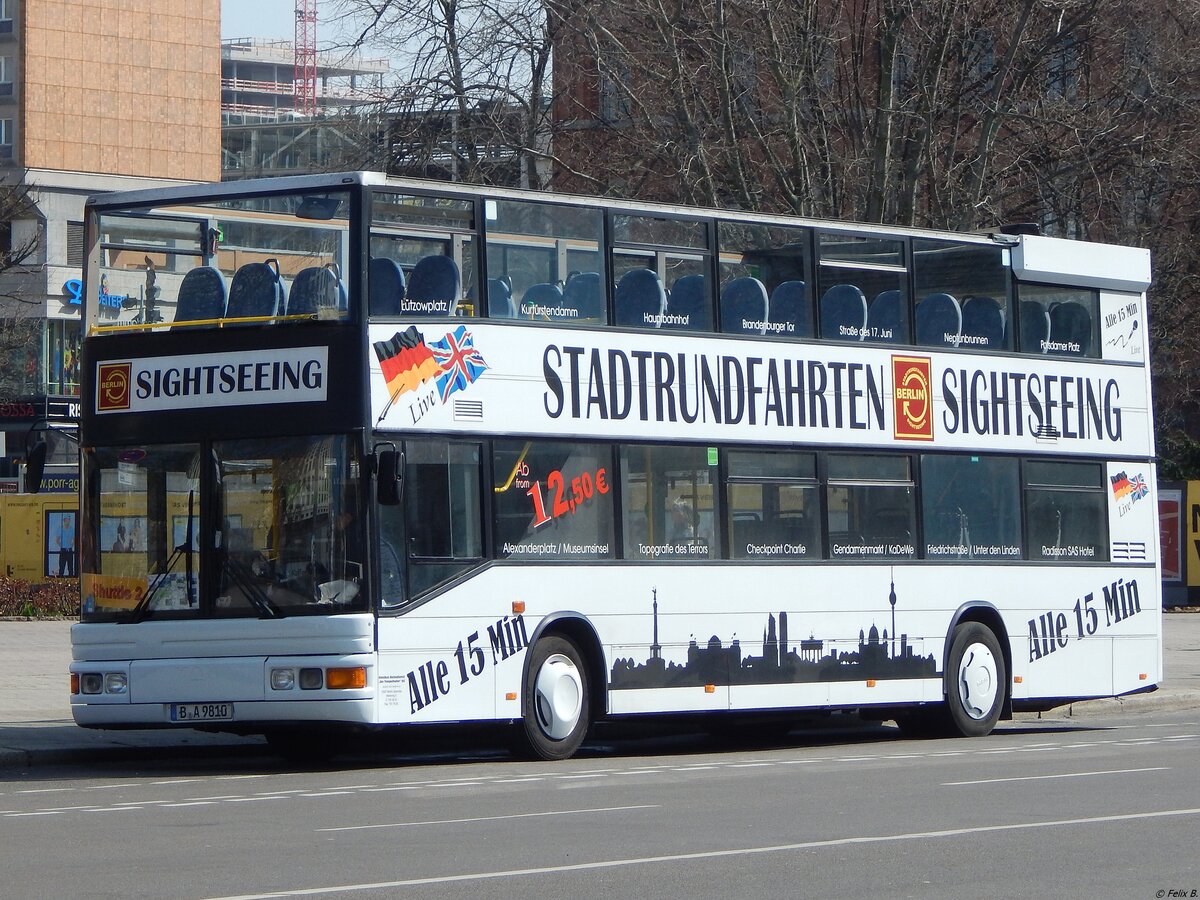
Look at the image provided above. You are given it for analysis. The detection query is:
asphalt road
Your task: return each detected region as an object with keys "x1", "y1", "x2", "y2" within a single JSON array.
[{"x1": 3, "y1": 710, "x2": 1199, "y2": 899}]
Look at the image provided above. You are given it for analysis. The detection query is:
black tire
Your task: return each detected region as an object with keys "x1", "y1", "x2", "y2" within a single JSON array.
[
  {"x1": 519, "y1": 634, "x2": 591, "y2": 761},
  {"x1": 944, "y1": 621, "x2": 1006, "y2": 737}
]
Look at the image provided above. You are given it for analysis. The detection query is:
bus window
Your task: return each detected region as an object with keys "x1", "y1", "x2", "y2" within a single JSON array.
[
  {"x1": 484, "y1": 198, "x2": 605, "y2": 323},
  {"x1": 90, "y1": 190, "x2": 351, "y2": 334},
  {"x1": 1024, "y1": 460, "x2": 1108, "y2": 561},
  {"x1": 826, "y1": 454, "x2": 916, "y2": 559},
  {"x1": 725, "y1": 450, "x2": 821, "y2": 559},
  {"x1": 921, "y1": 455, "x2": 1022, "y2": 560},
  {"x1": 1017, "y1": 283, "x2": 1098, "y2": 358},
  {"x1": 492, "y1": 441, "x2": 615, "y2": 560},
  {"x1": 717, "y1": 221, "x2": 811, "y2": 337},
  {"x1": 620, "y1": 444, "x2": 717, "y2": 560},
  {"x1": 370, "y1": 192, "x2": 477, "y2": 317},
  {"x1": 818, "y1": 233, "x2": 907, "y2": 344},
  {"x1": 213, "y1": 435, "x2": 365, "y2": 615},
  {"x1": 403, "y1": 440, "x2": 484, "y2": 596},
  {"x1": 83, "y1": 443, "x2": 202, "y2": 619},
  {"x1": 612, "y1": 212, "x2": 713, "y2": 331},
  {"x1": 913, "y1": 239, "x2": 1010, "y2": 352}
]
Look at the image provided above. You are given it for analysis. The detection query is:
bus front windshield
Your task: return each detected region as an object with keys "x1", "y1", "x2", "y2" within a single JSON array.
[{"x1": 81, "y1": 434, "x2": 365, "y2": 621}]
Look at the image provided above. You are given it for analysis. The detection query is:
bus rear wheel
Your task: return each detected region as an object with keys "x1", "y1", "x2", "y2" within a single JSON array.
[
  {"x1": 519, "y1": 634, "x2": 590, "y2": 761},
  {"x1": 945, "y1": 621, "x2": 1006, "y2": 737}
]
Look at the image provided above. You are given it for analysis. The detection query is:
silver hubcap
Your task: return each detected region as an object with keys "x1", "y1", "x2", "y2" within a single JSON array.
[
  {"x1": 957, "y1": 641, "x2": 999, "y2": 720},
  {"x1": 533, "y1": 653, "x2": 583, "y2": 740}
]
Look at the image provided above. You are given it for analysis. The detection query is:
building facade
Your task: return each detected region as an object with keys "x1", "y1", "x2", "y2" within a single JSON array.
[{"x1": 0, "y1": 0, "x2": 220, "y2": 484}]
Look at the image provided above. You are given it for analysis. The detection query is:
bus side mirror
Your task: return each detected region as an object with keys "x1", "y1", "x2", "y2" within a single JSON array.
[
  {"x1": 25, "y1": 438, "x2": 46, "y2": 494},
  {"x1": 374, "y1": 443, "x2": 402, "y2": 506}
]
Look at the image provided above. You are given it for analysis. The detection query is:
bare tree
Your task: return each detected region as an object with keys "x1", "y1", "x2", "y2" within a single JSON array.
[{"x1": 330, "y1": 0, "x2": 563, "y2": 187}]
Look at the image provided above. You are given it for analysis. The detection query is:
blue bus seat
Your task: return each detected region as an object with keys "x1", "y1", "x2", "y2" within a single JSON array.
[
  {"x1": 519, "y1": 282, "x2": 564, "y2": 319},
  {"x1": 768, "y1": 280, "x2": 810, "y2": 337},
  {"x1": 226, "y1": 259, "x2": 284, "y2": 323},
  {"x1": 405, "y1": 254, "x2": 460, "y2": 314},
  {"x1": 665, "y1": 274, "x2": 708, "y2": 330},
  {"x1": 819, "y1": 283, "x2": 867, "y2": 341},
  {"x1": 288, "y1": 264, "x2": 346, "y2": 317},
  {"x1": 487, "y1": 278, "x2": 514, "y2": 318},
  {"x1": 915, "y1": 292, "x2": 962, "y2": 347},
  {"x1": 369, "y1": 257, "x2": 406, "y2": 316},
  {"x1": 173, "y1": 265, "x2": 227, "y2": 326},
  {"x1": 1048, "y1": 301, "x2": 1092, "y2": 356},
  {"x1": 960, "y1": 295, "x2": 1004, "y2": 350},
  {"x1": 866, "y1": 289, "x2": 906, "y2": 343},
  {"x1": 615, "y1": 268, "x2": 667, "y2": 328},
  {"x1": 1018, "y1": 299, "x2": 1051, "y2": 353},
  {"x1": 563, "y1": 271, "x2": 605, "y2": 321},
  {"x1": 720, "y1": 276, "x2": 769, "y2": 335}
]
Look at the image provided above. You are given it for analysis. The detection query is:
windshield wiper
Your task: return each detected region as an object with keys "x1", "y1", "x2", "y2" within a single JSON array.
[
  {"x1": 128, "y1": 491, "x2": 197, "y2": 623},
  {"x1": 219, "y1": 556, "x2": 282, "y2": 619}
]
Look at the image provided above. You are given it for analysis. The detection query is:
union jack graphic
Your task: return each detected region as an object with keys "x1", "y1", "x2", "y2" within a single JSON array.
[
  {"x1": 429, "y1": 325, "x2": 488, "y2": 402},
  {"x1": 1130, "y1": 473, "x2": 1148, "y2": 500}
]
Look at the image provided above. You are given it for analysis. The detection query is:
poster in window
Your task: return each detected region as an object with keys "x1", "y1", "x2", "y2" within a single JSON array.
[{"x1": 46, "y1": 510, "x2": 78, "y2": 578}]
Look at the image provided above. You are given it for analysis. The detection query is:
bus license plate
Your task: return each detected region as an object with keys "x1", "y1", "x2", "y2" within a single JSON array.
[{"x1": 170, "y1": 702, "x2": 233, "y2": 722}]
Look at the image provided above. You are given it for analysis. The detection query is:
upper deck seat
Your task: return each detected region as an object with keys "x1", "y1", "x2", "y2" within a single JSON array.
[
  {"x1": 915, "y1": 292, "x2": 962, "y2": 347},
  {"x1": 519, "y1": 282, "x2": 564, "y2": 320},
  {"x1": 720, "y1": 276, "x2": 769, "y2": 335},
  {"x1": 487, "y1": 278, "x2": 514, "y2": 318},
  {"x1": 866, "y1": 289, "x2": 905, "y2": 343},
  {"x1": 369, "y1": 257, "x2": 406, "y2": 316},
  {"x1": 768, "y1": 280, "x2": 810, "y2": 337},
  {"x1": 173, "y1": 265, "x2": 227, "y2": 327},
  {"x1": 665, "y1": 274, "x2": 707, "y2": 330},
  {"x1": 1048, "y1": 301, "x2": 1092, "y2": 356},
  {"x1": 614, "y1": 268, "x2": 667, "y2": 328},
  {"x1": 288, "y1": 264, "x2": 346, "y2": 317},
  {"x1": 1018, "y1": 299, "x2": 1051, "y2": 353},
  {"x1": 226, "y1": 259, "x2": 285, "y2": 324},
  {"x1": 404, "y1": 255, "x2": 460, "y2": 315},
  {"x1": 563, "y1": 272, "x2": 604, "y2": 321},
  {"x1": 960, "y1": 295, "x2": 1004, "y2": 350},
  {"x1": 819, "y1": 283, "x2": 868, "y2": 341}
]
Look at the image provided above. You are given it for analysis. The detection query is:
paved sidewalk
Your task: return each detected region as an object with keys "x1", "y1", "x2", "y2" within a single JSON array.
[{"x1": 2, "y1": 612, "x2": 1198, "y2": 769}]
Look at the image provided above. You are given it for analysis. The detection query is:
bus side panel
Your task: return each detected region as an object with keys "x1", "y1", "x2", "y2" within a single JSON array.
[{"x1": 378, "y1": 563, "x2": 1161, "y2": 727}]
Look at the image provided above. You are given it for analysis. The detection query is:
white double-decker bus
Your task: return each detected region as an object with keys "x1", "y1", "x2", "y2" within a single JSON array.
[{"x1": 67, "y1": 172, "x2": 1159, "y2": 760}]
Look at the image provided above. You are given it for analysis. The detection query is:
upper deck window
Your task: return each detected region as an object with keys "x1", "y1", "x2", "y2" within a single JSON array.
[
  {"x1": 1016, "y1": 282, "x2": 1099, "y2": 358},
  {"x1": 370, "y1": 192, "x2": 477, "y2": 318},
  {"x1": 612, "y1": 213, "x2": 713, "y2": 332},
  {"x1": 817, "y1": 234, "x2": 907, "y2": 344},
  {"x1": 913, "y1": 239, "x2": 1010, "y2": 352},
  {"x1": 484, "y1": 198, "x2": 605, "y2": 323},
  {"x1": 717, "y1": 221, "x2": 811, "y2": 338},
  {"x1": 88, "y1": 189, "x2": 352, "y2": 335}
]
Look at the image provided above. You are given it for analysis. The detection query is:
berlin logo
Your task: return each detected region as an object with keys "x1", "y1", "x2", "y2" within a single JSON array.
[
  {"x1": 891, "y1": 355, "x2": 933, "y2": 441},
  {"x1": 97, "y1": 362, "x2": 132, "y2": 411}
]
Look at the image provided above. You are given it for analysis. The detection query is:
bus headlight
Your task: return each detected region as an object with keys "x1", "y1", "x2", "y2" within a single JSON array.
[
  {"x1": 270, "y1": 668, "x2": 296, "y2": 690},
  {"x1": 298, "y1": 668, "x2": 323, "y2": 690},
  {"x1": 80, "y1": 673, "x2": 103, "y2": 694},
  {"x1": 104, "y1": 673, "x2": 128, "y2": 694}
]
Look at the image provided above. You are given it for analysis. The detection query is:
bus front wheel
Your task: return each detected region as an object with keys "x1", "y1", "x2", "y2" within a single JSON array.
[
  {"x1": 519, "y1": 634, "x2": 590, "y2": 761},
  {"x1": 945, "y1": 621, "x2": 1006, "y2": 737}
]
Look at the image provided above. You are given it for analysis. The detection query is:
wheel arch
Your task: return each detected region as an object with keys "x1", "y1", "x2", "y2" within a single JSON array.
[
  {"x1": 944, "y1": 601, "x2": 1013, "y2": 719},
  {"x1": 522, "y1": 611, "x2": 608, "y2": 723}
]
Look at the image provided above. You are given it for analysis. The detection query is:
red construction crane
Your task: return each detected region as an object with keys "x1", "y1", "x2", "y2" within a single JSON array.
[{"x1": 294, "y1": 0, "x2": 317, "y2": 116}]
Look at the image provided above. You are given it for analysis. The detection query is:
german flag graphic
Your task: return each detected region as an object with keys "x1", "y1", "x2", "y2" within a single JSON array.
[{"x1": 374, "y1": 326, "x2": 443, "y2": 402}]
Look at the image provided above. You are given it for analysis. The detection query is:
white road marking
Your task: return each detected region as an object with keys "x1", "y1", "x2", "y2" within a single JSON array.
[
  {"x1": 317, "y1": 804, "x2": 659, "y2": 833},
  {"x1": 943, "y1": 766, "x2": 1169, "y2": 786},
  {"x1": 206, "y1": 806, "x2": 1200, "y2": 899}
]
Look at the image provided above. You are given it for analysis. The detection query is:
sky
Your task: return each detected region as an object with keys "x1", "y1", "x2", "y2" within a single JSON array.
[{"x1": 222, "y1": 0, "x2": 323, "y2": 41}]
